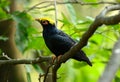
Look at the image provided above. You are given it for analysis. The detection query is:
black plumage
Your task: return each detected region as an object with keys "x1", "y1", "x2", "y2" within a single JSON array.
[{"x1": 36, "y1": 18, "x2": 92, "y2": 66}]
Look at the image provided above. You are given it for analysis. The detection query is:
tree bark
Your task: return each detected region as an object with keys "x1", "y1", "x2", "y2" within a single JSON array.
[{"x1": 0, "y1": 0, "x2": 27, "y2": 82}]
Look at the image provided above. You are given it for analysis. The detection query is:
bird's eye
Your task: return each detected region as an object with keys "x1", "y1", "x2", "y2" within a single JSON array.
[{"x1": 41, "y1": 20, "x2": 49, "y2": 25}]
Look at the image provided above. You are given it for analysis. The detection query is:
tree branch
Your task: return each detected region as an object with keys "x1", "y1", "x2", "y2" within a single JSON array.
[
  {"x1": 52, "y1": 62, "x2": 61, "y2": 82},
  {"x1": 52, "y1": 4, "x2": 120, "y2": 82},
  {"x1": 54, "y1": 0, "x2": 58, "y2": 27},
  {"x1": 0, "y1": 55, "x2": 52, "y2": 65},
  {"x1": 61, "y1": 4, "x2": 120, "y2": 63},
  {"x1": 1, "y1": 4, "x2": 120, "y2": 82},
  {"x1": 25, "y1": 1, "x2": 117, "y2": 12},
  {"x1": 43, "y1": 65, "x2": 52, "y2": 82}
]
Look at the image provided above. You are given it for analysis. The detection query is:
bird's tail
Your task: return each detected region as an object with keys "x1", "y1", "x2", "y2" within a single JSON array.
[{"x1": 72, "y1": 50, "x2": 92, "y2": 66}]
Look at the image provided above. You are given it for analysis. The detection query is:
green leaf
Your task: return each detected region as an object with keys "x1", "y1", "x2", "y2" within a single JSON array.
[
  {"x1": 0, "y1": 36, "x2": 8, "y2": 41},
  {"x1": 25, "y1": 65, "x2": 32, "y2": 82},
  {"x1": 15, "y1": 23, "x2": 29, "y2": 52},
  {"x1": 25, "y1": 36, "x2": 45, "y2": 51},
  {"x1": 43, "y1": 8, "x2": 55, "y2": 12},
  {"x1": 85, "y1": 16, "x2": 94, "y2": 21},
  {"x1": 32, "y1": 64, "x2": 44, "y2": 74},
  {"x1": 12, "y1": 11, "x2": 35, "y2": 52},
  {"x1": 77, "y1": 20, "x2": 91, "y2": 24},
  {"x1": 59, "y1": 13, "x2": 71, "y2": 25},
  {"x1": 89, "y1": 40, "x2": 98, "y2": 45},
  {"x1": 0, "y1": 49, "x2": 2, "y2": 55},
  {"x1": 73, "y1": 60, "x2": 90, "y2": 68},
  {"x1": 26, "y1": 72, "x2": 32, "y2": 82},
  {"x1": 0, "y1": 0, "x2": 10, "y2": 8},
  {"x1": 0, "y1": 8, "x2": 8, "y2": 19},
  {"x1": 65, "y1": 3, "x2": 77, "y2": 25},
  {"x1": 12, "y1": 11, "x2": 33, "y2": 27},
  {"x1": 115, "y1": 76, "x2": 120, "y2": 82},
  {"x1": 83, "y1": 0, "x2": 97, "y2": 2}
]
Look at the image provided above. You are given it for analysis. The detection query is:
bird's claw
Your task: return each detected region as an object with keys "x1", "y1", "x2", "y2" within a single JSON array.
[{"x1": 52, "y1": 55, "x2": 62, "y2": 64}]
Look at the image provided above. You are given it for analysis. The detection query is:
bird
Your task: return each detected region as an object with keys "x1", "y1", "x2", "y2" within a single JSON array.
[{"x1": 35, "y1": 18, "x2": 92, "y2": 66}]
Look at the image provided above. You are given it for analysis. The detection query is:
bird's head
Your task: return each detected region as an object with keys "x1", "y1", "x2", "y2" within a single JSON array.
[{"x1": 35, "y1": 18, "x2": 55, "y2": 27}]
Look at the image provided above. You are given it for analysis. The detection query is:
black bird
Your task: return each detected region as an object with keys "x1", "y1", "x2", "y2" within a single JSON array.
[{"x1": 36, "y1": 18, "x2": 92, "y2": 66}]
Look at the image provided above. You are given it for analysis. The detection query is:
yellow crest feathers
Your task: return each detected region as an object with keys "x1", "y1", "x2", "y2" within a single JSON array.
[{"x1": 39, "y1": 17, "x2": 55, "y2": 25}]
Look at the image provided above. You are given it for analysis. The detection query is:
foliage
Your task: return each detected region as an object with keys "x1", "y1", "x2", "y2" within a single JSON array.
[{"x1": 0, "y1": 0, "x2": 120, "y2": 82}]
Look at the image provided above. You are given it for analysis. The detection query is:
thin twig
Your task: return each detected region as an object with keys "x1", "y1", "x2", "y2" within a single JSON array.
[
  {"x1": 0, "y1": 55, "x2": 52, "y2": 65},
  {"x1": 56, "y1": 1, "x2": 117, "y2": 5},
  {"x1": 25, "y1": 1, "x2": 53, "y2": 12},
  {"x1": 35, "y1": 4, "x2": 53, "y2": 10},
  {"x1": 25, "y1": 1, "x2": 117, "y2": 12},
  {"x1": 38, "y1": 73, "x2": 41, "y2": 82},
  {"x1": 2, "y1": 53, "x2": 12, "y2": 60},
  {"x1": 43, "y1": 64, "x2": 53, "y2": 82},
  {"x1": 54, "y1": 0, "x2": 58, "y2": 27},
  {"x1": 39, "y1": 73, "x2": 53, "y2": 82}
]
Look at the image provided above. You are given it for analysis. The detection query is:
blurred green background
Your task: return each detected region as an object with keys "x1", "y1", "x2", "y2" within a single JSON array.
[{"x1": 0, "y1": 0, "x2": 120, "y2": 82}]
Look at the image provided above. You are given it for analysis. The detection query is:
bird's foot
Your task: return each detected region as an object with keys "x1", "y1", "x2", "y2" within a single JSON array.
[
  {"x1": 57, "y1": 55, "x2": 62, "y2": 62},
  {"x1": 52, "y1": 55, "x2": 57, "y2": 64},
  {"x1": 52, "y1": 55, "x2": 62, "y2": 64}
]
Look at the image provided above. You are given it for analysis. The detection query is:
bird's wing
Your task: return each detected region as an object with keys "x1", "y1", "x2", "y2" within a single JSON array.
[
  {"x1": 58, "y1": 30, "x2": 76, "y2": 43},
  {"x1": 50, "y1": 34, "x2": 74, "y2": 48},
  {"x1": 46, "y1": 31, "x2": 76, "y2": 55},
  {"x1": 51, "y1": 30, "x2": 76, "y2": 46}
]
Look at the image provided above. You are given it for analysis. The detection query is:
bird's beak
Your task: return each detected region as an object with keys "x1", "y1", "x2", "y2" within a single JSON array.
[{"x1": 35, "y1": 18, "x2": 40, "y2": 21}]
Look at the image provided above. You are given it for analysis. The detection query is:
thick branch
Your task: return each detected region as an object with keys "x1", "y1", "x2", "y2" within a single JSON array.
[
  {"x1": 52, "y1": 62, "x2": 61, "y2": 82},
  {"x1": 1, "y1": 4, "x2": 120, "y2": 82},
  {"x1": 99, "y1": 5, "x2": 120, "y2": 25},
  {"x1": 61, "y1": 4, "x2": 120, "y2": 63},
  {"x1": 52, "y1": 4, "x2": 120, "y2": 82}
]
